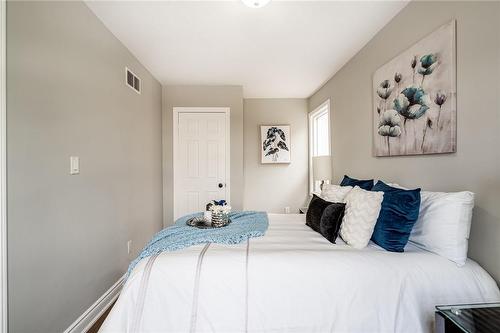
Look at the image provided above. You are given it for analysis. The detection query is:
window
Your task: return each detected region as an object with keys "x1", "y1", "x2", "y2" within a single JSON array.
[{"x1": 309, "y1": 100, "x2": 331, "y2": 194}]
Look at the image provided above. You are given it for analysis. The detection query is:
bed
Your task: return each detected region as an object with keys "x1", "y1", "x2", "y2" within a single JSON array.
[{"x1": 100, "y1": 213, "x2": 500, "y2": 333}]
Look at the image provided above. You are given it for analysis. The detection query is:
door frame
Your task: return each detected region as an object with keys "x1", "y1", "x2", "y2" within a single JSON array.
[
  {"x1": 0, "y1": 0, "x2": 7, "y2": 331},
  {"x1": 172, "y1": 107, "x2": 230, "y2": 220}
]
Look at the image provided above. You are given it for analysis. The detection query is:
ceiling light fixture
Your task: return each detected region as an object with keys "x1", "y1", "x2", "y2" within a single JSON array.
[{"x1": 241, "y1": 0, "x2": 271, "y2": 9}]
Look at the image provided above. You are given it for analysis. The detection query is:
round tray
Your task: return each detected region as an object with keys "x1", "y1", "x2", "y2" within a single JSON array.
[{"x1": 186, "y1": 216, "x2": 232, "y2": 229}]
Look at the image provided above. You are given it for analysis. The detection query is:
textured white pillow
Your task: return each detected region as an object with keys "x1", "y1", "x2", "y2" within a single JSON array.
[
  {"x1": 340, "y1": 186, "x2": 384, "y2": 249},
  {"x1": 321, "y1": 184, "x2": 353, "y2": 203},
  {"x1": 409, "y1": 191, "x2": 474, "y2": 266}
]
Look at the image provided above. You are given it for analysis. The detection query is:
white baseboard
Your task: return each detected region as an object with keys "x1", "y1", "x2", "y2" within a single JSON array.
[{"x1": 64, "y1": 275, "x2": 125, "y2": 333}]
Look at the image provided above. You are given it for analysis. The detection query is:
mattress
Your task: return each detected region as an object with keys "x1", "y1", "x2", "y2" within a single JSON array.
[{"x1": 100, "y1": 213, "x2": 500, "y2": 333}]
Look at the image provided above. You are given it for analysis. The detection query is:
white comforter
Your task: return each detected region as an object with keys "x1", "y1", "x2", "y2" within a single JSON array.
[{"x1": 100, "y1": 214, "x2": 500, "y2": 333}]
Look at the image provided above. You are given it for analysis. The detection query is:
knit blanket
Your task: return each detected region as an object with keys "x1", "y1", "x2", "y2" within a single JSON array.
[{"x1": 127, "y1": 211, "x2": 268, "y2": 276}]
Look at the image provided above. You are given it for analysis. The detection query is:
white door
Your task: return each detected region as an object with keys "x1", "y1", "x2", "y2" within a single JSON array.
[{"x1": 174, "y1": 108, "x2": 230, "y2": 219}]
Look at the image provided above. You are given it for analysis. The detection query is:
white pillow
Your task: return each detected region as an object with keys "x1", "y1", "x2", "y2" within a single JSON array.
[
  {"x1": 321, "y1": 184, "x2": 353, "y2": 203},
  {"x1": 340, "y1": 186, "x2": 384, "y2": 249},
  {"x1": 409, "y1": 191, "x2": 474, "y2": 266},
  {"x1": 386, "y1": 182, "x2": 407, "y2": 189},
  {"x1": 386, "y1": 183, "x2": 475, "y2": 265}
]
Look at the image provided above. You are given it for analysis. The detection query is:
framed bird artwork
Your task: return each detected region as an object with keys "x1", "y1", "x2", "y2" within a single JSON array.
[{"x1": 260, "y1": 125, "x2": 291, "y2": 164}]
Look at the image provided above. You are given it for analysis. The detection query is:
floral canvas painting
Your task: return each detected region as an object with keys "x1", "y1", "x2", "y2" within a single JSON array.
[
  {"x1": 261, "y1": 125, "x2": 291, "y2": 163},
  {"x1": 373, "y1": 20, "x2": 456, "y2": 156}
]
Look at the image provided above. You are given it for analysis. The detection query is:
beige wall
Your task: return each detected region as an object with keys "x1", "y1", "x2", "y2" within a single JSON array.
[
  {"x1": 309, "y1": 1, "x2": 500, "y2": 282},
  {"x1": 243, "y1": 99, "x2": 309, "y2": 213},
  {"x1": 162, "y1": 85, "x2": 244, "y2": 225},
  {"x1": 7, "y1": 2, "x2": 163, "y2": 332}
]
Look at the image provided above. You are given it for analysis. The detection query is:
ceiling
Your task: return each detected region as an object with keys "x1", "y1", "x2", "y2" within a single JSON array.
[{"x1": 86, "y1": 1, "x2": 408, "y2": 98}]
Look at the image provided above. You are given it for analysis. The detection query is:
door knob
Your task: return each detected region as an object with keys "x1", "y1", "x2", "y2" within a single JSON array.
[{"x1": 218, "y1": 183, "x2": 224, "y2": 188}]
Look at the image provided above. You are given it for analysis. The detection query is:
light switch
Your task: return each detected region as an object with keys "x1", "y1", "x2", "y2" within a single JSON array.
[{"x1": 70, "y1": 156, "x2": 79, "y2": 175}]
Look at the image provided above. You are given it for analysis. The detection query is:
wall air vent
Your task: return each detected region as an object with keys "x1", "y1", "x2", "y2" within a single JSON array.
[{"x1": 125, "y1": 67, "x2": 141, "y2": 94}]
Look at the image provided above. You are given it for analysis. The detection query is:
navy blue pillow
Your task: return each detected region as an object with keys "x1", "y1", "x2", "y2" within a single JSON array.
[
  {"x1": 371, "y1": 181, "x2": 421, "y2": 252},
  {"x1": 340, "y1": 175, "x2": 374, "y2": 190}
]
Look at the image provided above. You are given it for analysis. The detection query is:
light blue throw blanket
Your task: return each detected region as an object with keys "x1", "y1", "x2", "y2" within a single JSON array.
[{"x1": 127, "y1": 211, "x2": 268, "y2": 276}]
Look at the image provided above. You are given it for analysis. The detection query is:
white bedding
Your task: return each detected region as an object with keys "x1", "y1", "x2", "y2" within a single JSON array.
[{"x1": 100, "y1": 214, "x2": 500, "y2": 333}]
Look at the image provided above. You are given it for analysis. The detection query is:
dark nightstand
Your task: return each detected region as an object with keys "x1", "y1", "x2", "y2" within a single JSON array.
[
  {"x1": 299, "y1": 207, "x2": 308, "y2": 214},
  {"x1": 435, "y1": 303, "x2": 500, "y2": 333}
]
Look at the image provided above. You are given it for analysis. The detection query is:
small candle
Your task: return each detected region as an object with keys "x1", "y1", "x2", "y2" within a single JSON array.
[{"x1": 203, "y1": 211, "x2": 212, "y2": 224}]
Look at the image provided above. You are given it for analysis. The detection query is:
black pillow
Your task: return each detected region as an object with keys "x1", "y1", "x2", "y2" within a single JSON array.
[
  {"x1": 319, "y1": 203, "x2": 346, "y2": 244},
  {"x1": 340, "y1": 175, "x2": 374, "y2": 190},
  {"x1": 306, "y1": 194, "x2": 331, "y2": 233}
]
